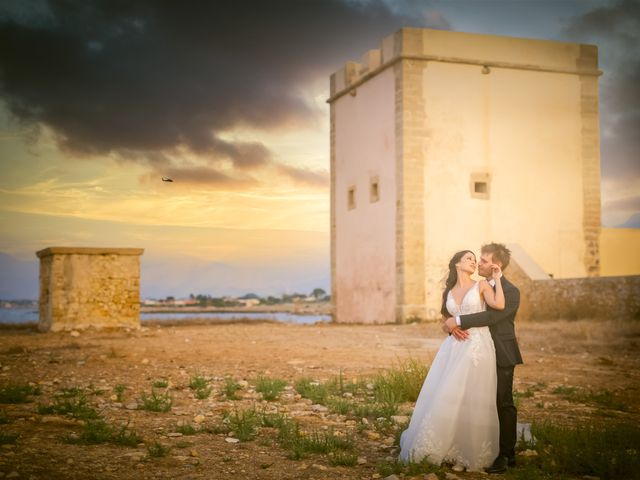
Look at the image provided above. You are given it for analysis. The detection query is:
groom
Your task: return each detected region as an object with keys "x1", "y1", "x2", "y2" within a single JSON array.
[{"x1": 444, "y1": 242, "x2": 523, "y2": 474}]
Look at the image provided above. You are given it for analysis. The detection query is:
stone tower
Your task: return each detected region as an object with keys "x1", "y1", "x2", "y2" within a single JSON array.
[{"x1": 328, "y1": 28, "x2": 601, "y2": 324}]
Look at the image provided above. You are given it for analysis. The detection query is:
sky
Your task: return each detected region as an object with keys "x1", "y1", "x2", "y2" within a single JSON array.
[{"x1": 0, "y1": 0, "x2": 638, "y2": 299}]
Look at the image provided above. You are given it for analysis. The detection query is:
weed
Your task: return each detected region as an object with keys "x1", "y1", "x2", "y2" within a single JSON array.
[
  {"x1": 373, "y1": 358, "x2": 427, "y2": 403},
  {"x1": 176, "y1": 423, "x2": 198, "y2": 435},
  {"x1": 377, "y1": 457, "x2": 445, "y2": 477},
  {"x1": 0, "y1": 410, "x2": 9, "y2": 424},
  {"x1": 206, "y1": 423, "x2": 230, "y2": 435},
  {"x1": 147, "y1": 441, "x2": 170, "y2": 458},
  {"x1": 189, "y1": 375, "x2": 208, "y2": 390},
  {"x1": 260, "y1": 411, "x2": 288, "y2": 429},
  {"x1": 0, "y1": 432, "x2": 18, "y2": 444},
  {"x1": 224, "y1": 407, "x2": 260, "y2": 441},
  {"x1": 327, "y1": 397, "x2": 352, "y2": 415},
  {"x1": 194, "y1": 386, "x2": 212, "y2": 399},
  {"x1": 527, "y1": 422, "x2": 640, "y2": 480},
  {"x1": 552, "y1": 386, "x2": 627, "y2": 411},
  {"x1": 353, "y1": 399, "x2": 397, "y2": 420},
  {"x1": 175, "y1": 440, "x2": 193, "y2": 449},
  {"x1": 329, "y1": 451, "x2": 358, "y2": 466},
  {"x1": 113, "y1": 384, "x2": 126, "y2": 402},
  {"x1": 294, "y1": 378, "x2": 329, "y2": 404},
  {"x1": 0, "y1": 383, "x2": 40, "y2": 404},
  {"x1": 152, "y1": 379, "x2": 169, "y2": 388},
  {"x1": 37, "y1": 388, "x2": 100, "y2": 420},
  {"x1": 255, "y1": 376, "x2": 287, "y2": 401},
  {"x1": 66, "y1": 418, "x2": 140, "y2": 446},
  {"x1": 551, "y1": 385, "x2": 577, "y2": 395},
  {"x1": 139, "y1": 389, "x2": 172, "y2": 412},
  {"x1": 222, "y1": 377, "x2": 242, "y2": 400}
]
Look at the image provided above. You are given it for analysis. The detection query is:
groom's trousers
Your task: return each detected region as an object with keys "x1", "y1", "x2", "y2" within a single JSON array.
[{"x1": 496, "y1": 365, "x2": 517, "y2": 458}]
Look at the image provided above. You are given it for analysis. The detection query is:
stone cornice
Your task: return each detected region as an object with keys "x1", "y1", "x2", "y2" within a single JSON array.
[
  {"x1": 327, "y1": 53, "x2": 602, "y2": 104},
  {"x1": 36, "y1": 247, "x2": 144, "y2": 258}
]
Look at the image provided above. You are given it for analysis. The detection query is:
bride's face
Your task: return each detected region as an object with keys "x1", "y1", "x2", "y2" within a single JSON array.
[{"x1": 456, "y1": 252, "x2": 477, "y2": 274}]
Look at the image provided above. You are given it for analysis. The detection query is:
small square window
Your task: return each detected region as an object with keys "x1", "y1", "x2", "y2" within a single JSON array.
[
  {"x1": 470, "y1": 173, "x2": 490, "y2": 199},
  {"x1": 347, "y1": 186, "x2": 356, "y2": 210},
  {"x1": 474, "y1": 182, "x2": 487, "y2": 194},
  {"x1": 370, "y1": 176, "x2": 380, "y2": 203}
]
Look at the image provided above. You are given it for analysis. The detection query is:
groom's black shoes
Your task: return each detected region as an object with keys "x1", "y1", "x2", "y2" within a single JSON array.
[{"x1": 486, "y1": 455, "x2": 516, "y2": 474}]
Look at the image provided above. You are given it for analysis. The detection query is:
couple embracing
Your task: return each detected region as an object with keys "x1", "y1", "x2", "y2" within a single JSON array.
[{"x1": 399, "y1": 243, "x2": 523, "y2": 474}]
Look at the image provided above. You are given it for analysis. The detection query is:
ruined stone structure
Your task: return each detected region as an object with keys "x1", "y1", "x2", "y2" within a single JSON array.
[
  {"x1": 37, "y1": 247, "x2": 144, "y2": 331},
  {"x1": 328, "y1": 28, "x2": 622, "y2": 323}
]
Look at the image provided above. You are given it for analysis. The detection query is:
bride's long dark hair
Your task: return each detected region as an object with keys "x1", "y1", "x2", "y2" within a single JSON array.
[{"x1": 440, "y1": 250, "x2": 475, "y2": 317}]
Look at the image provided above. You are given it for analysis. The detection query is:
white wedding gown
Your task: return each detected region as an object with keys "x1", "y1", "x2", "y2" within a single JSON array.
[{"x1": 399, "y1": 282, "x2": 499, "y2": 471}]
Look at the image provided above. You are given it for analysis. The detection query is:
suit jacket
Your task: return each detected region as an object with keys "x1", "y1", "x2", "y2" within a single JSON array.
[{"x1": 460, "y1": 276, "x2": 523, "y2": 367}]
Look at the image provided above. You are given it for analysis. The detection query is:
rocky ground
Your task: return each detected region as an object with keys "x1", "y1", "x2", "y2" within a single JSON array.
[{"x1": 0, "y1": 319, "x2": 638, "y2": 480}]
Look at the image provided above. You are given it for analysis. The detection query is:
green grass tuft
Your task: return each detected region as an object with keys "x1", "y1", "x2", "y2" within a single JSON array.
[
  {"x1": 37, "y1": 388, "x2": 101, "y2": 420},
  {"x1": 0, "y1": 383, "x2": 40, "y2": 404},
  {"x1": 147, "y1": 441, "x2": 171, "y2": 458},
  {"x1": 222, "y1": 377, "x2": 242, "y2": 400},
  {"x1": 526, "y1": 422, "x2": 640, "y2": 480},
  {"x1": 113, "y1": 384, "x2": 126, "y2": 402},
  {"x1": 138, "y1": 389, "x2": 172, "y2": 412},
  {"x1": 329, "y1": 451, "x2": 358, "y2": 466},
  {"x1": 66, "y1": 419, "x2": 141, "y2": 446},
  {"x1": 152, "y1": 379, "x2": 169, "y2": 388},
  {"x1": 224, "y1": 407, "x2": 260, "y2": 442},
  {"x1": 176, "y1": 423, "x2": 198, "y2": 435},
  {"x1": 255, "y1": 376, "x2": 287, "y2": 401}
]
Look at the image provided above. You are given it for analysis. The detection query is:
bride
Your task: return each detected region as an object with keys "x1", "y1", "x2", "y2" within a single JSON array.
[{"x1": 399, "y1": 250, "x2": 505, "y2": 471}]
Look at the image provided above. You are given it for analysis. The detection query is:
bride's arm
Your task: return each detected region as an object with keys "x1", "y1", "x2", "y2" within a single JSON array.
[{"x1": 480, "y1": 276, "x2": 505, "y2": 310}]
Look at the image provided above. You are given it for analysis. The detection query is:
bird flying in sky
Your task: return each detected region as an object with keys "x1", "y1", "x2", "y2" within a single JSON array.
[{"x1": 161, "y1": 176, "x2": 174, "y2": 182}]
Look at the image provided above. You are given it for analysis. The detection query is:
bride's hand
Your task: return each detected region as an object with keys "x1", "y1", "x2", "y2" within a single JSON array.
[{"x1": 491, "y1": 264, "x2": 502, "y2": 280}]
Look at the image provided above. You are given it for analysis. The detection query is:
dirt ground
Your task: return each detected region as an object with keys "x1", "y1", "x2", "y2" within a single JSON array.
[{"x1": 0, "y1": 318, "x2": 638, "y2": 479}]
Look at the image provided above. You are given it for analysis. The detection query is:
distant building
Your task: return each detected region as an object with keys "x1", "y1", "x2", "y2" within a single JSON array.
[{"x1": 329, "y1": 28, "x2": 639, "y2": 324}]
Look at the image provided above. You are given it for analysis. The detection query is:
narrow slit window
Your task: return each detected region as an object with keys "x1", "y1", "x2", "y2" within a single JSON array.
[
  {"x1": 348, "y1": 186, "x2": 356, "y2": 210},
  {"x1": 370, "y1": 177, "x2": 380, "y2": 203}
]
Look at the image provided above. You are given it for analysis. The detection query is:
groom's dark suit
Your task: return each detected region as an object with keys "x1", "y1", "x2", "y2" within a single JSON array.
[{"x1": 459, "y1": 276, "x2": 523, "y2": 460}]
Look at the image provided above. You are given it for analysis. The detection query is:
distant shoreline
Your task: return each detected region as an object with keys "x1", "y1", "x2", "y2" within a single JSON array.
[{"x1": 140, "y1": 301, "x2": 332, "y2": 315}]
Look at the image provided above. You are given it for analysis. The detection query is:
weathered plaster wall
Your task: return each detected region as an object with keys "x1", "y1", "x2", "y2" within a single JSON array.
[{"x1": 37, "y1": 247, "x2": 143, "y2": 331}]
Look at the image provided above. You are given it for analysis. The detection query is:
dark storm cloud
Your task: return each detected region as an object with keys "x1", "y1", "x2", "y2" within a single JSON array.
[
  {"x1": 0, "y1": 0, "x2": 422, "y2": 187},
  {"x1": 563, "y1": 0, "x2": 640, "y2": 181}
]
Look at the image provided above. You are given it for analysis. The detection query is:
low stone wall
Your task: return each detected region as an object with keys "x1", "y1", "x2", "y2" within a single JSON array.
[
  {"x1": 37, "y1": 247, "x2": 144, "y2": 332},
  {"x1": 508, "y1": 260, "x2": 640, "y2": 321}
]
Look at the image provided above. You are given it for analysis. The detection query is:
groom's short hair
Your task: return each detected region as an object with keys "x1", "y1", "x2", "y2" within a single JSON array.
[{"x1": 481, "y1": 243, "x2": 511, "y2": 270}]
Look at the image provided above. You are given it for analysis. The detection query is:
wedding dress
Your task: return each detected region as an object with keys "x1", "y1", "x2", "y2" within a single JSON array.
[{"x1": 399, "y1": 282, "x2": 499, "y2": 471}]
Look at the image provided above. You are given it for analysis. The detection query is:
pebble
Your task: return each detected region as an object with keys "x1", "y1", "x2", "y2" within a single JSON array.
[
  {"x1": 194, "y1": 415, "x2": 205, "y2": 424},
  {"x1": 366, "y1": 431, "x2": 381, "y2": 440},
  {"x1": 521, "y1": 449, "x2": 538, "y2": 457},
  {"x1": 383, "y1": 475, "x2": 399, "y2": 480},
  {"x1": 225, "y1": 437, "x2": 240, "y2": 443},
  {"x1": 445, "y1": 473, "x2": 461, "y2": 480},
  {"x1": 424, "y1": 474, "x2": 439, "y2": 480},
  {"x1": 141, "y1": 358, "x2": 149, "y2": 365},
  {"x1": 110, "y1": 394, "x2": 118, "y2": 401},
  {"x1": 311, "y1": 404, "x2": 328, "y2": 413},
  {"x1": 70, "y1": 330, "x2": 80, "y2": 337},
  {"x1": 312, "y1": 464, "x2": 328, "y2": 471},
  {"x1": 167, "y1": 432, "x2": 182, "y2": 437},
  {"x1": 357, "y1": 456, "x2": 367, "y2": 465},
  {"x1": 125, "y1": 403, "x2": 138, "y2": 410},
  {"x1": 6, "y1": 473, "x2": 19, "y2": 479},
  {"x1": 391, "y1": 415, "x2": 409, "y2": 424},
  {"x1": 190, "y1": 449, "x2": 199, "y2": 457},
  {"x1": 67, "y1": 458, "x2": 74, "y2": 465}
]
